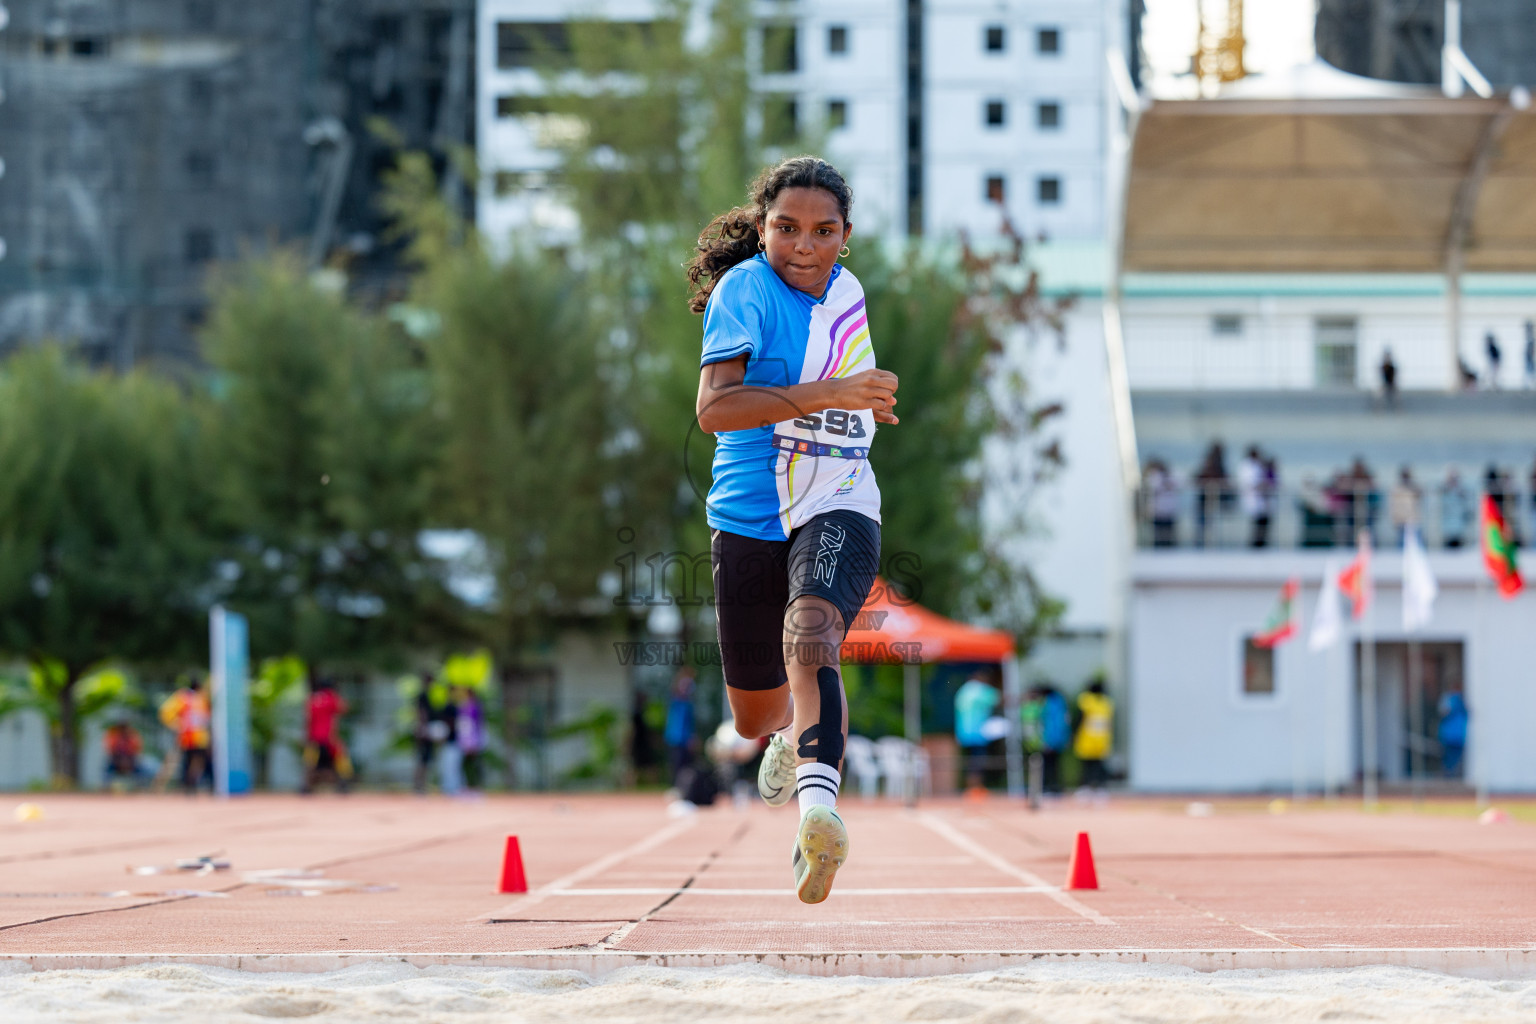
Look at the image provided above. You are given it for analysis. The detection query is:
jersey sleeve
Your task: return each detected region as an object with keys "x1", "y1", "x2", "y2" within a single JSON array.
[{"x1": 699, "y1": 264, "x2": 767, "y2": 367}]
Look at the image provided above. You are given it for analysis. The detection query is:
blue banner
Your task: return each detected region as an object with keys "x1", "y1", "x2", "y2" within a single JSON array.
[{"x1": 210, "y1": 607, "x2": 252, "y2": 796}]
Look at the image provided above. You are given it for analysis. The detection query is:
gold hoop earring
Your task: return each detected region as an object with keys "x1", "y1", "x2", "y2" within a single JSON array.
[
  {"x1": 757, "y1": 239, "x2": 766, "y2": 252},
  {"x1": 838, "y1": 245, "x2": 851, "y2": 259}
]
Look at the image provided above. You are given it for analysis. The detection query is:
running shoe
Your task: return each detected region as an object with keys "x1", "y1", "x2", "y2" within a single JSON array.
[
  {"x1": 757, "y1": 732, "x2": 796, "y2": 808},
  {"x1": 792, "y1": 805, "x2": 849, "y2": 905}
]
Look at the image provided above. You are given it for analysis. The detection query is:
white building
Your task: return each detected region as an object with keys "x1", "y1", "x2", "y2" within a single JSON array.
[
  {"x1": 924, "y1": 1, "x2": 1110, "y2": 242},
  {"x1": 475, "y1": 0, "x2": 1120, "y2": 244},
  {"x1": 1103, "y1": 53, "x2": 1536, "y2": 794}
]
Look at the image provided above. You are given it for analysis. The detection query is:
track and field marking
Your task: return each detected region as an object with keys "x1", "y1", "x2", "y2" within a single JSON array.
[
  {"x1": 481, "y1": 817, "x2": 698, "y2": 921},
  {"x1": 918, "y1": 813, "x2": 1114, "y2": 926},
  {"x1": 541, "y1": 886, "x2": 1059, "y2": 897}
]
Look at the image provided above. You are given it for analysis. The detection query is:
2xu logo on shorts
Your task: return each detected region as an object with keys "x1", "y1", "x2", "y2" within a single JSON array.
[{"x1": 813, "y1": 523, "x2": 845, "y2": 586}]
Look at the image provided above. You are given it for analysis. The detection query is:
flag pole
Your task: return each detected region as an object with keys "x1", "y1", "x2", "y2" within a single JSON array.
[
  {"x1": 1408, "y1": 635, "x2": 1424, "y2": 807},
  {"x1": 1359, "y1": 529, "x2": 1378, "y2": 809},
  {"x1": 1474, "y1": 572, "x2": 1489, "y2": 809}
]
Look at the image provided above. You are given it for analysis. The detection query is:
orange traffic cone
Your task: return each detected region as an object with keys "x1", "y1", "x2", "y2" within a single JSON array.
[
  {"x1": 497, "y1": 835, "x2": 528, "y2": 894},
  {"x1": 1064, "y1": 831, "x2": 1098, "y2": 890}
]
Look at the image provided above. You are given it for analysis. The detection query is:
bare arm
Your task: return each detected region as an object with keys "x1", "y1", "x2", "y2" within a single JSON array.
[{"x1": 696, "y1": 356, "x2": 899, "y2": 434}]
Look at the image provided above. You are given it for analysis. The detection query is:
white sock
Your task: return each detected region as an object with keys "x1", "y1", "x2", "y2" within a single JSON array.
[{"x1": 796, "y1": 763, "x2": 840, "y2": 814}]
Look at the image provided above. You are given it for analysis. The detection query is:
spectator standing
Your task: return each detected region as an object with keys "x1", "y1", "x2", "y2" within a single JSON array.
[
  {"x1": 1193, "y1": 442, "x2": 1230, "y2": 548},
  {"x1": 1299, "y1": 474, "x2": 1336, "y2": 547},
  {"x1": 663, "y1": 669, "x2": 697, "y2": 787},
  {"x1": 1379, "y1": 347, "x2": 1398, "y2": 406},
  {"x1": 413, "y1": 673, "x2": 455, "y2": 794},
  {"x1": 1238, "y1": 446, "x2": 1271, "y2": 548},
  {"x1": 1039, "y1": 685, "x2": 1070, "y2": 794},
  {"x1": 302, "y1": 675, "x2": 351, "y2": 794},
  {"x1": 1072, "y1": 680, "x2": 1114, "y2": 794},
  {"x1": 455, "y1": 686, "x2": 487, "y2": 792},
  {"x1": 1528, "y1": 457, "x2": 1536, "y2": 547},
  {"x1": 1437, "y1": 687, "x2": 1468, "y2": 777},
  {"x1": 1525, "y1": 321, "x2": 1536, "y2": 389},
  {"x1": 158, "y1": 676, "x2": 211, "y2": 794},
  {"x1": 1388, "y1": 467, "x2": 1422, "y2": 547},
  {"x1": 954, "y1": 674, "x2": 1000, "y2": 792},
  {"x1": 1440, "y1": 468, "x2": 1474, "y2": 548},
  {"x1": 1338, "y1": 457, "x2": 1379, "y2": 542},
  {"x1": 1145, "y1": 459, "x2": 1179, "y2": 547},
  {"x1": 103, "y1": 719, "x2": 148, "y2": 791},
  {"x1": 1486, "y1": 331, "x2": 1502, "y2": 387},
  {"x1": 629, "y1": 689, "x2": 660, "y2": 785},
  {"x1": 1485, "y1": 464, "x2": 1515, "y2": 542},
  {"x1": 1458, "y1": 356, "x2": 1478, "y2": 390}
]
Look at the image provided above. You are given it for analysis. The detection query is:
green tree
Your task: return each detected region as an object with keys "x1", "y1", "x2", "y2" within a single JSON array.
[
  {"x1": 381, "y1": 150, "x2": 620, "y2": 773},
  {"x1": 0, "y1": 349, "x2": 210, "y2": 782},
  {"x1": 200, "y1": 255, "x2": 461, "y2": 671}
]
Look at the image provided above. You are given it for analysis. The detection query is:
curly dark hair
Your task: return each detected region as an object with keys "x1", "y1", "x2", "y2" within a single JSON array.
[{"x1": 685, "y1": 155, "x2": 853, "y2": 314}]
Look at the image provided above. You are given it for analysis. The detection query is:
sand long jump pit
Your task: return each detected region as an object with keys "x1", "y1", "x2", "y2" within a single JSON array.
[{"x1": 2, "y1": 794, "x2": 1534, "y2": 1020}]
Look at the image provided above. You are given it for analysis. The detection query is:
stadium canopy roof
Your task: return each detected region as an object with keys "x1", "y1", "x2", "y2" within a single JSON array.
[{"x1": 1123, "y1": 60, "x2": 1536, "y2": 273}]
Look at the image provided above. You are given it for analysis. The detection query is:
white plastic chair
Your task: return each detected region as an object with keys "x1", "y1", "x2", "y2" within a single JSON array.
[
  {"x1": 844, "y1": 735, "x2": 882, "y2": 799},
  {"x1": 875, "y1": 736, "x2": 925, "y2": 800}
]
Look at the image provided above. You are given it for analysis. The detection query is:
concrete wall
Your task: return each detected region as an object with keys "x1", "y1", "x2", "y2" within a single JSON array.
[
  {"x1": 1130, "y1": 551, "x2": 1536, "y2": 792},
  {"x1": 1123, "y1": 283, "x2": 1536, "y2": 392}
]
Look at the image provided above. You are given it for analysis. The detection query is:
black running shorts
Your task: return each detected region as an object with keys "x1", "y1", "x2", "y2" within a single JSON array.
[{"x1": 711, "y1": 509, "x2": 881, "y2": 692}]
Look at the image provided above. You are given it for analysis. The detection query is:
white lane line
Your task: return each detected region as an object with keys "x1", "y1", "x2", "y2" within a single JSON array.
[
  {"x1": 546, "y1": 886, "x2": 1060, "y2": 897},
  {"x1": 479, "y1": 817, "x2": 698, "y2": 920},
  {"x1": 919, "y1": 813, "x2": 1114, "y2": 926}
]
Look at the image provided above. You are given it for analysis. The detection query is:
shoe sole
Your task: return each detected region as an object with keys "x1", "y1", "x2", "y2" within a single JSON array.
[{"x1": 794, "y1": 807, "x2": 848, "y2": 905}]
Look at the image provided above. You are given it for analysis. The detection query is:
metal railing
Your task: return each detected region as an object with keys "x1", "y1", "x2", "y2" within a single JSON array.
[{"x1": 1136, "y1": 481, "x2": 1533, "y2": 551}]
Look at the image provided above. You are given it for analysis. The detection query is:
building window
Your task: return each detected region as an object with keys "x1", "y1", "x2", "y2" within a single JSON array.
[
  {"x1": 1037, "y1": 27, "x2": 1061, "y2": 54},
  {"x1": 828, "y1": 25, "x2": 848, "y2": 55},
  {"x1": 984, "y1": 99, "x2": 1005, "y2": 127},
  {"x1": 763, "y1": 95, "x2": 798, "y2": 145},
  {"x1": 1212, "y1": 313, "x2": 1244, "y2": 337},
  {"x1": 1241, "y1": 639, "x2": 1276, "y2": 696},
  {"x1": 827, "y1": 99, "x2": 848, "y2": 129},
  {"x1": 762, "y1": 23, "x2": 798, "y2": 73},
  {"x1": 985, "y1": 175, "x2": 1006, "y2": 204},
  {"x1": 185, "y1": 229, "x2": 215, "y2": 265},
  {"x1": 1314, "y1": 316, "x2": 1359, "y2": 387},
  {"x1": 984, "y1": 25, "x2": 1005, "y2": 52},
  {"x1": 1037, "y1": 101, "x2": 1061, "y2": 129},
  {"x1": 496, "y1": 22, "x2": 571, "y2": 69},
  {"x1": 1037, "y1": 176, "x2": 1061, "y2": 205},
  {"x1": 186, "y1": 150, "x2": 216, "y2": 188},
  {"x1": 63, "y1": 37, "x2": 109, "y2": 58}
]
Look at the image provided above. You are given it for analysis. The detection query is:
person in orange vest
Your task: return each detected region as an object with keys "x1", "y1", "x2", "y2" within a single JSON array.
[{"x1": 159, "y1": 675, "x2": 212, "y2": 793}]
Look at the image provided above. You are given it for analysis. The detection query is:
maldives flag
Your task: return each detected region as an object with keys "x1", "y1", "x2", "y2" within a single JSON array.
[
  {"x1": 1253, "y1": 578, "x2": 1299, "y2": 648},
  {"x1": 1481, "y1": 495, "x2": 1524, "y2": 598}
]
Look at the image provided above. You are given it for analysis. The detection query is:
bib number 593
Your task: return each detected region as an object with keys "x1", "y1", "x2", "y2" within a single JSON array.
[{"x1": 792, "y1": 411, "x2": 866, "y2": 438}]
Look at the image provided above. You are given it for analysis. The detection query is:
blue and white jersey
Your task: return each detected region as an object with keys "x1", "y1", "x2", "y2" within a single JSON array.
[{"x1": 699, "y1": 254, "x2": 882, "y2": 540}]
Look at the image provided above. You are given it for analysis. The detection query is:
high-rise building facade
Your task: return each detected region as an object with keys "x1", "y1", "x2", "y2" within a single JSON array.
[
  {"x1": 0, "y1": 0, "x2": 475, "y2": 367},
  {"x1": 477, "y1": 0, "x2": 1122, "y2": 245}
]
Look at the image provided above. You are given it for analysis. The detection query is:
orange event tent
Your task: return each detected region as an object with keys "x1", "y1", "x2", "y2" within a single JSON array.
[{"x1": 840, "y1": 578, "x2": 1014, "y2": 664}]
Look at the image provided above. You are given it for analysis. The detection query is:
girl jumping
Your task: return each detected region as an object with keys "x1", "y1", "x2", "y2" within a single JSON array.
[{"x1": 688, "y1": 156, "x2": 898, "y2": 904}]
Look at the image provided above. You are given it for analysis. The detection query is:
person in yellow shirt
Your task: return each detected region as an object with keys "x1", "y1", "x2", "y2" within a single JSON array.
[
  {"x1": 159, "y1": 675, "x2": 212, "y2": 793},
  {"x1": 1072, "y1": 681, "x2": 1114, "y2": 792}
]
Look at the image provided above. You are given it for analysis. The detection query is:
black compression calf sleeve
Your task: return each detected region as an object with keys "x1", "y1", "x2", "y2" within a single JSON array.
[{"x1": 795, "y1": 665, "x2": 846, "y2": 768}]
